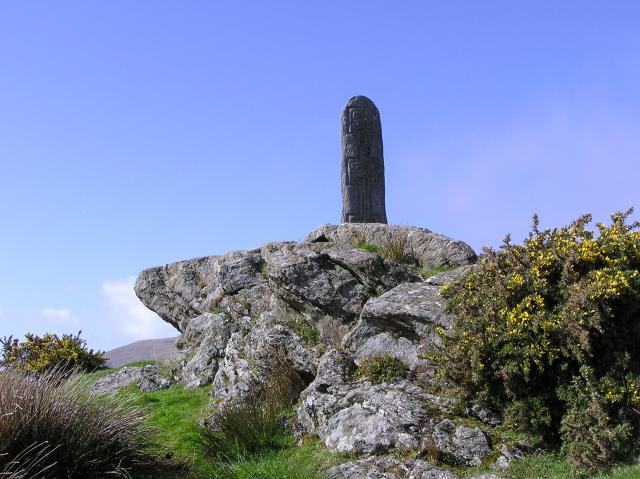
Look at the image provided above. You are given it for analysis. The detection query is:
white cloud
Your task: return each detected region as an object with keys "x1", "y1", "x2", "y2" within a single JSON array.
[
  {"x1": 40, "y1": 307, "x2": 80, "y2": 328},
  {"x1": 102, "y1": 277, "x2": 177, "y2": 342}
]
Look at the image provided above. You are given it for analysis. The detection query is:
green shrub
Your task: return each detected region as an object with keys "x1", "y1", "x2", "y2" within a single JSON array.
[
  {"x1": 0, "y1": 367, "x2": 156, "y2": 478},
  {"x1": 434, "y1": 210, "x2": 640, "y2": 476},
  {"x1": 1, "y1": 331, "x2": 107, "y2": 374},
  {"x1": 355, "y1": 353, "x2": 408, "y2": 384}
]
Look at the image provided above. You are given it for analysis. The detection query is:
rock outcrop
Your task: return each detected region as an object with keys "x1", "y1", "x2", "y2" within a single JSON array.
[
  {"x1": 306, "y1": 224, "x2": 476, "y2": 269},
  {"x1": 133, "y1": 223, "x2": 503, "y2": 477},
  {"x1": 327, "y1": 456, "x2": 458, "y2": 479},
  {"x1": 91, "y1": 364, "x2": 173, "y2": 395}
]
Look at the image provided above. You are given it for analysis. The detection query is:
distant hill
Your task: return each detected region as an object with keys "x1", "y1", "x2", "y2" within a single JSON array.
[{"x1": 104, "y1": 337, "x2": 179, "y2": 368}]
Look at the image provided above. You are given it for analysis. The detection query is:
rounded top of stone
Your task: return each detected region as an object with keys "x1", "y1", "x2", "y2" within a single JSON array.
[{"x1": 345, "y1": 95, "x2": 379, "y2": 112}]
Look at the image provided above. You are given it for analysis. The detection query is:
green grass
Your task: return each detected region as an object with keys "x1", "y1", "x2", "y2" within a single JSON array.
[
  {"x1": 419, "y1": 263, "x2": 456, "y2": 278},
  {"x1": 356, "y1": 242, "x2": 379, "y2": 254},
  {"x1": 260, "y1": 262, "x2": 269, "y2": 280},
  {"x1": 124, "y1": 383, "x2": 215, "y2": 478},
  {"x1": 223, "y1": 439, "x2": 343, "y2": 479},
  {"x1": 499, "y1": 452, "x2": 640, "y2": 479},
  {"x1": 91, "y1": 360, "x2": 344, "y2": 479},
  {"x1": 126, "y1": 381, "x2": 344, "y2": 479},
  {"x1": 355, "y1": 353, "x2": 408, "y2": 384},
  {"x1": 85, "y1": 364, "x2": 640, "y2": 479},
  {"x1": 280, "y1": 313, "x2": 320, "y2": 344}
]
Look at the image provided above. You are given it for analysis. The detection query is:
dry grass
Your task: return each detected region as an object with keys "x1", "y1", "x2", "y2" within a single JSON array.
[
  {"x1": 349, "y1": 229, "x2": 410, "y2": 264},
  {"x1": 0, "y1": 367, "x2": 157, "y2": 478},
  {"x1": 378, "y1": 230, "x2": 409, "y2": 263},
  {"x1": 317, "y1": 316, "x2": 347, "y2": 350}
]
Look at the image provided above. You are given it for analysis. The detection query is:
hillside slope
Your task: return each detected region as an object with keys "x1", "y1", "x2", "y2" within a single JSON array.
[{"x1": 105, "y1": 337, "x2": 178, "y2": 367}]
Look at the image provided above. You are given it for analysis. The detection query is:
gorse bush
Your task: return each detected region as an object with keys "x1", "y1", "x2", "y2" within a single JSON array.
[
  {"x1": 0, "y1": 331, "x2": 107, "y2": 374},
  {"x1": 434, "y1": 210, "x2": 640, "y2": 476},
  {"x1": 0, "y1": 367, "x2": 155, "y2": 478}
]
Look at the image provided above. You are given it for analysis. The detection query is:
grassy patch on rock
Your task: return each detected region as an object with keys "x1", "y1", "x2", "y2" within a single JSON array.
[
  {"x1": 418, "y1": 263, "x2": 456, "y2": 278},
  {"x1": 280, "y1": 312, "x2": 320, "y2": 345},
  {"x1": 355, "y1": 353, "x2": 408, "y2": 384},
  {"x1": 99, "y1": 359, "x2": 345, "y2": 479}
]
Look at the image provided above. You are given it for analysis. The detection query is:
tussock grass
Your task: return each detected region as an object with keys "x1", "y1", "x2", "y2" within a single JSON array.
[
  {"x1": 200, "y1": 354, "x2": 304, "y2": 464},
  {"x1": 377, "y1": 230, "x2": 408, "y2": 263},
  {"x1": 0, "y1": 367, "x2": 156, "y2": 478},
  {"x1": 0, "y1": 443, "x2": 55, "y2": 479}
]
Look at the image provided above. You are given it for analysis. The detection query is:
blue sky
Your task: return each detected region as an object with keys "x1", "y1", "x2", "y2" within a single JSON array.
[{"x1": 1, "y1": 2, "x2": 638, "y2": 351}]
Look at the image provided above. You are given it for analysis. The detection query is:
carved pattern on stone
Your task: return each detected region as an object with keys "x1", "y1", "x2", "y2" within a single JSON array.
[{"x1": 341, "y1": 96, "x2": 387, "y2": 224}]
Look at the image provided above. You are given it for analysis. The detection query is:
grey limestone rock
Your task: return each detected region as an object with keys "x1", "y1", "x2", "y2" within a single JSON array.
[
  {"x1": 135, "y1": 235, "x2": 419, "y2": 410},
  {"x1": 297, "y1": 366, "x2": 476, "y2": 461},
  {"x1": 306, "y1": 224, "x2": 476, "y2": 269},
  {"x1": 211, "y1": 303, "x2": 320, "y2": 409},
  {"x1": 261, "y1": 241, "x2": 416, "y2": 322},
  {"x1": 493, "y1": 444, "x2": 527, "y2": 471},
  {"x1": 177, "y1": 312, "x2": 240, "y2": 389},
  {"x1": 341, "y1": 96, "x2": 387, "y2": 224},
  {"x1": 343, "y1": 279, "x2": 454, "y2": 370},
  {"x1": 297, "y1": 376, "x2": 433, "y2": 455},
  {"x1": 327, "y1": 455, "x2": 459, "y2": 479},
  {"x1": 132, "y1": 225, "x2": 488, "y2": 470},
  {"x1": 431, "y1": 419, "x2": 492, "y2": 467},
  {"x1": 91, "y1": 365, "x2": 172, "y2": 395},
  {"x1": 134, "y1": 249, "x2": 268, "y2": 332},
  {"x1": 468, "y1": 404, "x2": 502, "y2": 427}
]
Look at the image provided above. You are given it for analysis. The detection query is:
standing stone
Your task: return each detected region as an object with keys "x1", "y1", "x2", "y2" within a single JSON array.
[{"x1": 341, "y1": 96, "x2": 388, "y2": 224}]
